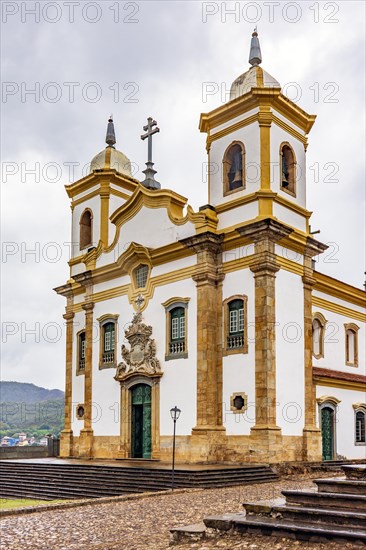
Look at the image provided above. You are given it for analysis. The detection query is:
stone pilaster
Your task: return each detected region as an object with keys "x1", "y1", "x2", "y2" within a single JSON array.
[
  {"x1": 302, "y1": 238, "x2": 328, "y2": 461},
  {"x1": 60, "y1": 309, "x2": 74, "y2": 457},
  {"x1": 237, "y1": 219, "x2": 292, "y2": 457},
  {"x1": 181, "y1": 232, "x2": 226, "y2": 459}
]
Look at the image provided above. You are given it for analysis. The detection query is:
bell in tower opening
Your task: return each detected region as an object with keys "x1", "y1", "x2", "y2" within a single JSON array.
[{"x1": 224, "y1": 142, "x2": 245, "y2": 193}]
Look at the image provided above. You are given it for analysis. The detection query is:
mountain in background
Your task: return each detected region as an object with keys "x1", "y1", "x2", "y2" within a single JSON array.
[
  {"x1": 0, "y1": 381, "x2": 64, "y2": 403},
  {"x1": 0, "y1": 382, "x2": 64, "y2": 439}
]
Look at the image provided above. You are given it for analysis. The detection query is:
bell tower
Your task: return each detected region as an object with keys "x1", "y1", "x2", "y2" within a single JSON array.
[{"x1": 200, "y1": 30, "x2": 316, "y2": 235}]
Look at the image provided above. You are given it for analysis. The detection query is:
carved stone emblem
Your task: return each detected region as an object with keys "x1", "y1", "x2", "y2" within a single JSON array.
[{"x1": 114, "y1": 311, "x2": 162, "y2": 381}]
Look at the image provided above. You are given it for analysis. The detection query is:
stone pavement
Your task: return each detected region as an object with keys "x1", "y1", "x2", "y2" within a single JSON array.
[{"x1": 0, "y1": 473, "x2": 356, "y2": 549}]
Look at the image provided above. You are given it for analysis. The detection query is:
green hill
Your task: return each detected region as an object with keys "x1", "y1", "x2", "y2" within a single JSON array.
[
  {"x1": 0, "y1": 382, "x2": 64, "y2": 439},
  {"x1": 0, "y1": 381, "x2": 64, "y2": 403}
]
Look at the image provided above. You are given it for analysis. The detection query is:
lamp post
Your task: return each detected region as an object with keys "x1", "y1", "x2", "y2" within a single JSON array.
[{"x1": 170, "y1": 406, "x2": 181, "y2": 490}]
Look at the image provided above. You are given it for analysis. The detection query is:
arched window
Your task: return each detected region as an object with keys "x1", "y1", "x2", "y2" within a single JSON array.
[
  {"x1": 134, "y1": 264, "x2": 149, "y2": 288},
  {"x1": 97, "y1": 314, "x2": 119, "y2": 369},
  {"x1": 280, "y1": 143, "x2": 296, "y2": 195},
  {"x1": 312, "y1": 312, "x2": 327, "y2": 359},
  {"x1": 223, "y1": 142, "x2": 245, "y2": 195},
  {"x1": 77, "y1": 331, "x2": 86, "y2": 374},
  {"x1": 162, "y1": 298, "x2": 189, "y2": 360},
  {"x1": 355, "y1": 410, "x2": 366, "y2": 444},
  {"x1": 79, "y1": 209, "x2": 93, "y2": 250},
  {"x1": 223, "y1": 296, "x2": 248, "y2": 355},
  {"x1": 345, "y1": 323, "x2": 359, "y2": 367}
]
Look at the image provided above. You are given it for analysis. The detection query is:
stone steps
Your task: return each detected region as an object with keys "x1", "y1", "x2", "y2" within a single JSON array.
[
  {"x1": 197, "y1": 469, "x2": 366, "y2": 545},
  {"x1": 314, "y1": 477, "x2": 366, "y2": 495},
  {"x1": 203, "y1": 514, "x2": 366, "y2": 545},
  {"x1": 282, "y1": 489, "x2": 366, "y2": 511},
  {"x1": 0, "y1": 461, "x2": 277, "y2": 500}
]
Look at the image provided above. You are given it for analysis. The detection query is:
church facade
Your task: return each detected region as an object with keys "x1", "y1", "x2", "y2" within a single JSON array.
[{"x1": 55, "y1": 32, "x2": 366, "y2": 464}]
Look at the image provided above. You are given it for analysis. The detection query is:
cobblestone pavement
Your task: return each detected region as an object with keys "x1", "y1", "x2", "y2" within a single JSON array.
[{"x1": 0, "y1": 474, "x2": 357, "y2": 550}]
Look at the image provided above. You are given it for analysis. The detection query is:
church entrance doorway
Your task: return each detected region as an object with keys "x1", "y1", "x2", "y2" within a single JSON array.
[
  {"x1": 131, "y1": 384, "x2": 152, "y2": 459},
  {"x1": 321, "y1": 406, "x2": 334, "y2": 461}
]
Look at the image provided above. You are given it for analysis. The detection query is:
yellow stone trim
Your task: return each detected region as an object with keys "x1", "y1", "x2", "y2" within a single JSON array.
[
  {"x1": 222, "y1": 256, "x2": 253, "y2": 273},
  {"x1": 316, "y1": 395, "x2": 341, "y2": 406},
  {"x1": 72, "y1": 188, "x2": 100, "y2": 208},
  {"x1": 65, "y1": 170, "x2": 139, "y2": 199},
  {"x1": 312, "y1": 296, "x2": 366, "y2": 323},
  {"x1": 199, "y1": 88, "x2": 316, "y2": 134},
  {"x1": 314, "y1": 272, "x2": 365, "y2": 309},
  {"x1": 276, "y1": 256, "x2": 304, "y2": 276},
  {"x1": 161, "y1": 297, "x2": 190, "y2": 309},
  {"x1": 205, "y1": 111, "x2": 308, "y2": 149},
  {"x1": 71, "y1": 265, "x2": 196, "y2": 312},
  {"x1": 110, "y1": 187, "x2": 131, "y2": 201},
  {"x1": 272, "y1": 115, "x2": 308, "y2": 146},
  {"x1": 207, "y1": 114, "x2": 258, "y2": 148},
  {"x1": 316, "y1": 378, "x2": 365, "y2": 391},
  {"x1": 312, "y1": 312, "x2": 327, "y2": 360},
  {"x1": 353, "y1": 402, "x2": 366, "y2": 411}
]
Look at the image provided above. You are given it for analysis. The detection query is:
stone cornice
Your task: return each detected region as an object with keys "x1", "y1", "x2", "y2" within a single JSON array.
[
  {"x1": 180, "y1": 232, "x2": 224, "y2": 255},
  {"x1": 236, "y1": 218, "x2": 293, "y2": 243},
  {"x1": 313, "y1": 367, "x2": 366, "y2": 391}
]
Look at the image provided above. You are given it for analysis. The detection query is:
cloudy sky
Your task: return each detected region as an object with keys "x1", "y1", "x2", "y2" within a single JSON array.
[{"x1": 1, "y1": 1, "x2": 365, "y2": 391}]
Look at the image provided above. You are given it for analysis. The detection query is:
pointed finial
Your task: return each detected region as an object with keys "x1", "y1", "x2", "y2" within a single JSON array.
[
  {"x1": 106, "y1": 116, "x2": 116, "y2": 147},
  {"x1": 249, "y1": 27, "x2": 262, "y2": 67}
]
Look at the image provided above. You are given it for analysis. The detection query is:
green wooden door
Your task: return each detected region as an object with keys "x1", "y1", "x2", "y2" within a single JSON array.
[
  {"x1": 321, "y1": 407, "x2": 334, "y2": 461},
  {"x1": 131, "y1": 384, "x2": 152, "y2": 459}
]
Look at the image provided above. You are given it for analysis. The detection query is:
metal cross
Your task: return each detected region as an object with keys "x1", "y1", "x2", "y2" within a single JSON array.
[
  {"x1": 141, "y1": 117, "x2": 160, "y2": 164},
  {"x1": 135, "y1": 293, "x2": 145, "y2": 312}
]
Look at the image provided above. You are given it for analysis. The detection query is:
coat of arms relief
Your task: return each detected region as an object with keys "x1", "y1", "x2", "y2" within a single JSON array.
[{"x1": 114, "y1": 299, "x2": 162, "y2": 382}]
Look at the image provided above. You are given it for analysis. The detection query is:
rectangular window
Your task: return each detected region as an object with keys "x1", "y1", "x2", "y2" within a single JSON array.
[
  {"x1": 238, "y1": 308, "x2": 244, "y2": 332},
  {"x1": 229, "y1": 310, "x2": 238, "y2": 333},
  {"x1": 179, "y1": 316, "x2": 185, "y2": 339},
  {"x1": 81, "y1": 339, "x2": 86, "y2": 359},
  {"x1": 105, "y1": 332, "x2": 111, "y2": 352},
  {"x1": 172, "y1": 318, "x2": 179, "y2": 340},
  {"x1": 136, "y1": 265, "x2": 149, "y2": 288}
]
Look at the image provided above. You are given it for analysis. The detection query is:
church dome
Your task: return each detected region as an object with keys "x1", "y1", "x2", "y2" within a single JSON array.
[
  {"x1": 90, "y1": 117, "x2": 132, "y2": 177},
  {"x1": 229, "y1": 30, "x2": 280, "y2": 101}
]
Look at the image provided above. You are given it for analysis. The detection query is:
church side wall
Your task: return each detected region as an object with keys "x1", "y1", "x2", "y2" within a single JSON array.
[
  {"x1": 316, "y1": 385, "x2": 366, "y2": 459},
  {"x1": 222, "y1": 268, "x2": 255, "y2": 436},
  {"x1": 71, "y1": 310, "x2": 86, "y2": 437},
  {"x1": 312, "y1": 291, "x2": 365, "y2": 376},
  {"x1": 275, "y1": 269, "x2": 305, "y2": 436}
]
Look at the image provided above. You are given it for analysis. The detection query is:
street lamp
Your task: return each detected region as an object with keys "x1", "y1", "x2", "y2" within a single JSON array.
[{"x1": 170, "y1": 406, "x2": 181, "y2": 490}]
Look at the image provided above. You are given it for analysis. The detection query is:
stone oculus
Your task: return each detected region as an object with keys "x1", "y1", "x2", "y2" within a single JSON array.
[{"x1": 55, "y1": 31, "x2": 366, "y2": 463}]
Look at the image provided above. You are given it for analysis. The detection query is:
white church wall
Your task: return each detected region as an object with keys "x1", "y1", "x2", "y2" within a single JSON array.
[
  {"x1": 272, "y1": 202, "x2": 307, "y2": 233},
  {"x1": 276, "y1": 269, "x2": 305, "y2": 436},
  {"x1": 90, "y1": 299, "x2": 124, "y2": 436},
  {"x1": 316, "y1": 385, "x2": 366, "y2": 459},
  {"x1": 217, "y1": 202, "x2": 258, "y2": 231},
  {"x1": 147, "y1": 281, "x2": 197, "y2": 436},
  {"x1": 151, "y1": 255, "x2": 196, "y2": 278},
  {"x1": 209, "y1": 122, "x2": 261, "y2": 206},
  {"x1": 71, "y1": 311, "x2": 86, "y2": 436},
  {"x1": 270, "y1": 122, "x2": 306, "y2": 208},
  {"x1": 275, "y1": 245, "x2": 303, "y2": 266},
  {"x1": 222, "y1": 268, "x2": 255, "y2": 435},
  {"x1": 311, "y1": 300, "x2": 365, "y2": 377},
  {"x1": 223, "y1": 243, "x2": 255, "y2": 264},
  {"x1": 97, "y1": 206, "x2": 195, "y2": 268}
]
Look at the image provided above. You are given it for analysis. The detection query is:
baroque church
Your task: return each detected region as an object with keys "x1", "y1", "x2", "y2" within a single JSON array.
[{"x1": 55, "y1": 31, "x2": 366, "y2": 464}]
